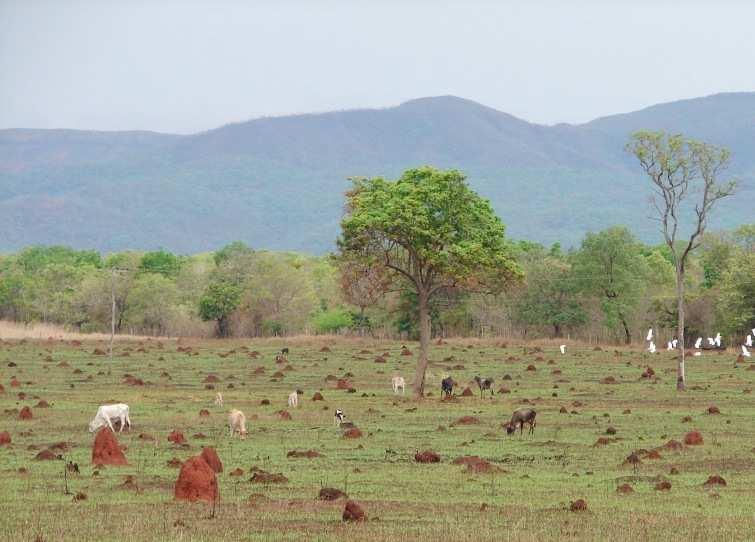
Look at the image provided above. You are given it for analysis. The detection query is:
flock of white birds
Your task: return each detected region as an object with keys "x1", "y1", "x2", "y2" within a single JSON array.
[
  {"x1": 644, "y1": 328, "x2": 753, "y2": 358},
  {"x1": 554, "y1": 329, "x2": 753, "y2": 358}
]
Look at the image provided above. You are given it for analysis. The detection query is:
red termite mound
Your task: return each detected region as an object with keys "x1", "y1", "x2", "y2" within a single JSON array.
[
  {"x1": 168, "y1": 430, "x2": 186, "y2": 445},
  {"x1": 0, "y1": 431, "x2": 11, "y2": 445},
  {"x1": 200, "y1": 447, "x2": 223, "y2": 473},
  {"x1": 91, "y1": 428, "x2": 128, "y2": 466},
  {"x1": 174, "y1": 456, "x2": 219, "y2": 503},
  {"x1": 19, "y1": 406, "x2": 33, "y2": 420},
  {"x1": 684, "y1": 431, "x2": 704, "y2": 445},
  {"x1": 342, "y1": 500, "x2": 367, "y2": 521}
]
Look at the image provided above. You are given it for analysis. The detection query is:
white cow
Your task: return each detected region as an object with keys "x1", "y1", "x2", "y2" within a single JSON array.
[
  {"x1": 288, "y1": 391, "x2": 299, "y2": 408},
  {"x1": 391, "y1": 376, "x2": 406, "y2": 395},
  {"x1": 694, "y1": 337, "x2": 702, "y2": 349},
  {"x1": 88, "y1": 404, "x2": 131, "y2": 433},
  {"x1": 646, "y1": 328, "x2": 653, "y2": 342},
  {"x1": 228, "y1": 409, "x2": 247, "y2": 438},
  {"x1": 743, "y1": 345, "x2": 752, "y2": 358},
  {"x1": 648, "y1": 341, "x2": 656, "y2": 354},
  {"x1": 746, "y1": 335, "x2": 753, "y2": 348}
]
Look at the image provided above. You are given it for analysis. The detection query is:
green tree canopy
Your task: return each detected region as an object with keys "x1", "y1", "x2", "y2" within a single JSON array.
[
  {"x1": 573, "y1": 226, "x2": 649, "y2": 344},
  {"x1": 338, "y1": 166, "x2": 521, "y2": 397}
]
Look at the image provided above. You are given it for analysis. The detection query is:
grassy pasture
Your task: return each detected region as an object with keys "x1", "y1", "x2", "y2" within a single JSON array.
[{"x1": 1, "y1": 337, "x2": 754, "y2": 541}]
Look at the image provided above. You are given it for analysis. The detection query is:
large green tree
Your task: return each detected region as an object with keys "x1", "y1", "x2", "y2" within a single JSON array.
[
  {"x1": 338, "y1": 167, "x2": 521, "y2": 397},
  {"x1": 572, "y1": 226, "x2": 649, "y2": 344},
  {"x1": 628, "y1": 131, "x2": 735, "y2": 391},
  {"x1": 515, "y1": 251, "x2": 586, "y2": 338}
]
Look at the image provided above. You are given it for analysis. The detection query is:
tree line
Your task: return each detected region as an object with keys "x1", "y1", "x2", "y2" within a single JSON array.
[
  {"x1": 0, "y1": 224, "x2": 750, "y2": 343},
  {"x1": 0, "y1": 133, "x2": 751, "y2": 364}
]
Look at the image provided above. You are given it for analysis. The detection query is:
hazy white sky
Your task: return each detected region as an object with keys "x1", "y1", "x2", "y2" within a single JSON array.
[{"x1": 2, "y1": 0, "x2": 754, "y2": 133}]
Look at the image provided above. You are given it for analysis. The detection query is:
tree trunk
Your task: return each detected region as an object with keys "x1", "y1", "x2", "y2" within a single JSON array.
[
  {"x1": 619, "y1": 314, "x2": 631, "y2": 345},
  {"x1": 412, "y1": 289, "x2": 431, "y2": 399},
  {"x1": 553, "y1": 323, "x2": 561, "y2": 338},
  {"x1": 675, "y1": 265, "x2": 686, "y2": 391}
]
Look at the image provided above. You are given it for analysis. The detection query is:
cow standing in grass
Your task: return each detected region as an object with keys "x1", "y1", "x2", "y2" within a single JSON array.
[
  {"x1": 474, "y1": 376, "x2": 494, "y2": 398},
  {"x1": 505, "y1": 408, "x2": 537, "y2": 436},
  {"x1": 88, "y1": 404, "x2": 131, "y2": 433},
  {"x1": 229, "y1": 409, "x2": 248, "y2": 438}
]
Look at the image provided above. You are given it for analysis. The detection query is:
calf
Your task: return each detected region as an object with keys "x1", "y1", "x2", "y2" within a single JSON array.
[
  {"x1": 391, "y1": 376, "x2": 406, "y2": 395},
  {"x1": 228, "y1": 409, "x2": 248, "y2": 439},
  {"x1": 505, "y1": 408, "x2": 537, "y2": 436},
  {"x1": 334, "y1": 408, "x2": 345, "y2": 426},
  {"x1": 441, "y1": 377, "x2": 454, "y2": 398},
  {"x1": 88, "y1": 404, "x2": 131, "y2": 433},
  {"x1": 287, "y1": 390, "x2": 299, "y2": 408},
  {"x1": 474, "y1": 376, "x2": 494, "y2": 398}
]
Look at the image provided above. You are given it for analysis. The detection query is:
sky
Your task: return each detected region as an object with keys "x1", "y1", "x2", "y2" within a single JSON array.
[{"x1": 1, "y1": 0, "x2": 754, "y2": 134}]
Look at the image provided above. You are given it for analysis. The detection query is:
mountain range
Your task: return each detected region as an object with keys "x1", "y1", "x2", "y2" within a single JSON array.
[{"x1": 1, "y1": 92, "x2": 752, "y2": 254}]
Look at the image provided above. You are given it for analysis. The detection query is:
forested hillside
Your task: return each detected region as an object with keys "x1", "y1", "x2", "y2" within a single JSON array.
[{"x1": 1, "y1": 93, "x2": 752, "y2": 253}]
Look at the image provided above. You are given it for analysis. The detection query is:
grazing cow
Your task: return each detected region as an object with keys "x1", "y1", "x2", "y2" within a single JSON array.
[
  {"x1": 88, "y1": 404, "x2": 131, "y2": 433},
  {"x1": 228, "y1": 409, "x2": 248, "y2": 439},
  {"x1": 505, "y1": 408, "x2": 537, "y2": 436},
  {"x1": 214, "y1": 392, "x2": 224, "y2": 407},
  {"x1": 391, "y1": 376, "x2": 406, "y2": 395},
  {"x1": 334, "y1": 408, "x2": 345, "y2": 426},
  {"x1": 281, "y1": 347, "x2": 290, "y2": 355},
  {"x1": 474, "y1": 376, "x2": 494, "y2": 398},
  {"x1": 288, "y1": 390, "x2": 299, "y2": 408},
  {"x1": 441, "y1": 377, "x2": 454, "y2": 398}
]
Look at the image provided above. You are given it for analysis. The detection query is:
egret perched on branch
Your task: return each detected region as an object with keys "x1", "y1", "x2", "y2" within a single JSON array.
[
  {"x1": 746, "y1": 335, "x2": 753, "y2": 348},
  {"x1": 694, "y1": 337, "x2": 702, "y2": 349},
  {"x1": 743, "y1": 345, "x2": 752, "y2": 358},
  {"x1": 559, "y1": 345, "x2": 566, "y2": 355},
  {"x1": 646, "y1": 328, "x2": 653, "y2": 342},
  {"x1": 648, "y1": 341, "x2": 656, "y2": 353}
]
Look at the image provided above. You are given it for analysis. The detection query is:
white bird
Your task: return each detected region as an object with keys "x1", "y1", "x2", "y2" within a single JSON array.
[
  {"x1": 694, "y1": 337, "x2": 702, "y2": 349},
  {"x1": 707, "y1": 337, "x2": 715, "y2": 346},
  {"x1": 559, "y1": 344, "x2": 566, "y2": 355},
  {"x1": 693, "y1": 352, "x2": 702, "y2": 357},
  {"x1": 743, "y1": 345, "x2": 752, "y2": 358},
  {"x1": 672, "y1": 339, "x2": 678, "y2": 348},
  {"x1": 648, "y1": 341, "x2": 656, "y2": 353},
  {"x1": 646, "y1": 328, "x2": 653, "y2": 342},
  {"x1": 715, "y1": 333, "x2": 722, "y2": 347},
  {"x1": 746, "y1": 335, "x2": 753, "y2": 348},
  {"x1": 667, "y1": 341, "x2": 674, "y2": 351}
]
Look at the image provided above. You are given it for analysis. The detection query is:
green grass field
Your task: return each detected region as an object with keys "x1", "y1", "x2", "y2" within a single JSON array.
[{"x1": 1, "y1": 337, "x2": 754, "y2": 541}]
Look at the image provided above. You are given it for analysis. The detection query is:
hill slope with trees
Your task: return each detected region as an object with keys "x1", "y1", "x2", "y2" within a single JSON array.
[{"x1": 1, "y1": 92, "x2": 753, "y2": 252}]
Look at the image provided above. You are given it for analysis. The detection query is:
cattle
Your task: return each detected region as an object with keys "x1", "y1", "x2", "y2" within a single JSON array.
[
  {"x1": 288, "y1": 391, "x2": 299, "y2": 408},
  {"x1": 441, "y1": 377, "x2": 454, "y2": 398},
  {"x1": 334, "y1": 408, "x2": 345, "y2": 426},
  {"x1": 281, "y1": 347, "x2": 290, "y2": 355},
  {"x1": 214, "y1": 392, "x2": 224, "y2": 407},
  {"x1": 505, "y1": 408, "x2": 537, "y2": 436},
  {"x1": 474, "y1": 376, "x2": 494, "y2": 398},
  {"x1": 391, "y1": 376, "x2": 406, "y2": 395},
  {"x1": 228, "y1": 409, "x2": 248, "y2": 438},
  {"x1": 88, "y1": 404, "x2": 131, "y2": 433}
]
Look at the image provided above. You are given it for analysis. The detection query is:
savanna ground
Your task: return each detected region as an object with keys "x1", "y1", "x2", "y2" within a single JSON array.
[{"x1": 1, "y1": 334, "x2": 754, "y2": 541}]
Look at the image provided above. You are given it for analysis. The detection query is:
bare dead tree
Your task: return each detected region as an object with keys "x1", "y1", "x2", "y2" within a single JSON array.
[{"x1": 627, "y1": 131, "x2": 735, "y2": 391}]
